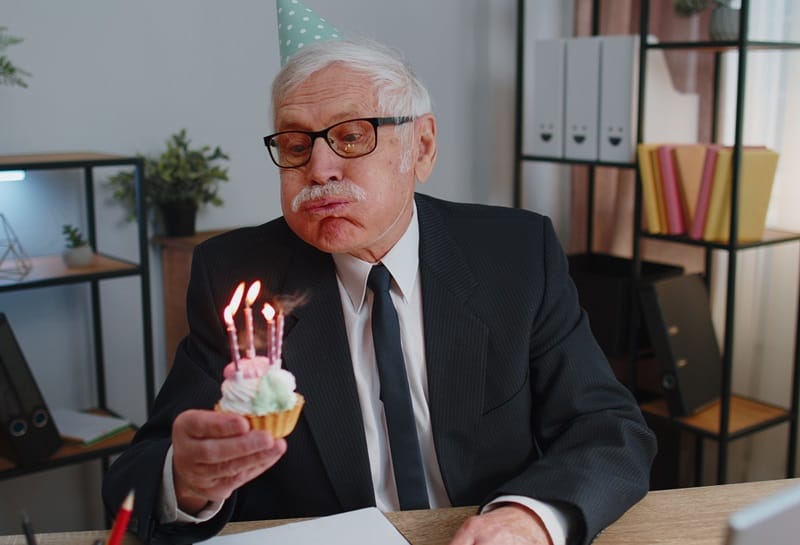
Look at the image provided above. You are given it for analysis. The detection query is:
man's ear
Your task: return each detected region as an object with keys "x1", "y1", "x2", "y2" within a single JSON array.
[{"x1": 413, "y1": 114, "x2": 437, "y2": 184}]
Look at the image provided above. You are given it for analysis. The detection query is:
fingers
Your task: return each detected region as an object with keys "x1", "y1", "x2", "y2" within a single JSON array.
[
  {"x1": 171, "y1": 409, "x2": 289, "y2": 511},
  {"x1": 448, "y1": 506, "x2": 552, "y2": 545}
]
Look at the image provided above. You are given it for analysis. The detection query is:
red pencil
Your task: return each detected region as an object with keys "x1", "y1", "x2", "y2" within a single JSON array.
[{"x1": 106, "y1": 490, "x2": 135, "y2": 545}]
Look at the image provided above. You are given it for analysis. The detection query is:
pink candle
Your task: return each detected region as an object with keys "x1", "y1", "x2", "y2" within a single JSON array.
[
  {"x1": 261, "y1": 303, "x2": 276, "y2": 365},
  {"x1": 244, "y1": 281, "x2": 261, "y2": 358},
  {"x1": 223, "y1": 305, "x2": 241, "y2": 369},
  {"x1": 224, "y1": 283, "x2": 246, "y2": 370},
  {"x1": 275, "y1": 309, "x2": 285, "y2": 368}
]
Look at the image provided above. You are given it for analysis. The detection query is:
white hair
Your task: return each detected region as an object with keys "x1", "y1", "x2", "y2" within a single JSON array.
[{"x1": 271, "y1": 37, "x2": 432, "y2": 172}]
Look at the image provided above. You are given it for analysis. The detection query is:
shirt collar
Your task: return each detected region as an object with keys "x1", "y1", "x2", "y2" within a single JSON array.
[{"x1": 332, "y1": 203, "x2": 420, "y2": 312}]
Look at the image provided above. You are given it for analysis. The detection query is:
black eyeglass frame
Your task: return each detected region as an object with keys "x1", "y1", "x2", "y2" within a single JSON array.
[{"x1": 263, "y1": 116, "x2": 415, "y2": 168}]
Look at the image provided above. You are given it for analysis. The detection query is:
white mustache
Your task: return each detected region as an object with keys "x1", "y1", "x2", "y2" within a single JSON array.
[{"x1": 290, "y1": 181, "x2": 367, "y2": 212}]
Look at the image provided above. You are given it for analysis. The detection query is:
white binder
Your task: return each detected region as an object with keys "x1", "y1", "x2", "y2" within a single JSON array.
[
  {"x1": 598, "y1": 35, "x2": 639, "y2": 163},
  {"x1": 524, "y1": 39, "x2": 565, "y2": 158},
  {"x1": 564, "y1": 36, "x2": 601, "y2": 161}
]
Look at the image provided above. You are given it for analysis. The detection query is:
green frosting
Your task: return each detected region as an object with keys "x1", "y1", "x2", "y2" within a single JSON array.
[{"x1": 252, "y1": 367, "x2": 297, "y2": 413}]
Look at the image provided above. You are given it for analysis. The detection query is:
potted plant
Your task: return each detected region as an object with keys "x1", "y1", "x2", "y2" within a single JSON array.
[
  {"x1": 62, "y1": 224, "x2": 94, "y2": 268},
  {"x1": 107, "y1": 129, "x2": 230, "y2": 236},
  {"x1": 673, "y1": 0, "x2": 740, "y2": 41},
  {"x1": 0, "y1": 26, "x2": 31, "y2": 87}
]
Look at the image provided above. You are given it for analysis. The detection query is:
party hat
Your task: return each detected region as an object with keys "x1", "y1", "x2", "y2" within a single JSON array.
[{"x1": 276, "y1": 0, "x2": 342, "y2": 66}]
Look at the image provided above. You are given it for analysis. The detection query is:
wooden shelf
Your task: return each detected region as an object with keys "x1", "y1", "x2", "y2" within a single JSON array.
[
  {"x1": 641, "y1": 395, "x2": 792, "y2": 440},
  {"x1": 0, "y1": 254, "x2": 139, "y2": 291},
  {"x1": 0, "y1": 152, "x2": 138, "y2": 170},
  {"x1": 0, "y1": 409, "x2": 136, "y2": 478}
]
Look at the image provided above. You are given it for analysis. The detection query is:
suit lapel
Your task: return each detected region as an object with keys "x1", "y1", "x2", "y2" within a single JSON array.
[
  {"x1": 416, "y1": 196, "x2": 489, "y2": 503},
  {"x1": 279, "y1": 241, "x2": 375, "y2": 510}
]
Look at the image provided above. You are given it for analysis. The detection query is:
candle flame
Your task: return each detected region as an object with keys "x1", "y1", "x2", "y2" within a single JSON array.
[
  {"x1": 229, "y1": 282, "x2": 245, "y2": 312},
  {"x1": 223, "y1": 305, "x2": 234, "y2": 325},
  {"x1": 245, "y1": 281, "x2": 262, "y2": 306},
  {"x1": 261, "y1": 302, "x2": 276, "y2": 321}
]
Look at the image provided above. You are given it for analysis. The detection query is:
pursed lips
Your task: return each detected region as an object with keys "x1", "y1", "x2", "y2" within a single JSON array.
[{"x1": 301, "y1": 197, "x2": 351, "y2": 215}]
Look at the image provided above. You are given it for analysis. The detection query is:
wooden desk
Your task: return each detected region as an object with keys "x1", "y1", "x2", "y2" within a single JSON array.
[{"x1": 2, "y1": 479, "x2": 797, "y2": 545}]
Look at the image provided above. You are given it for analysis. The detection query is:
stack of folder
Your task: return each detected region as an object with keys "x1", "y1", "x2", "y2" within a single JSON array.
[{"x1": 636, "y1": 143, "x2": 780, "y2": 242}]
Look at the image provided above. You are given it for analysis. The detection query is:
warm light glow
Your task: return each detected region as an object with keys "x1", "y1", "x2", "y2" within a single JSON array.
[
  {"x1": 245, "y1": 281, "x2": 262, "y2": 306},
  {"x1": 261, "y1": 302, "x2": 276, "y2": 321},
  {"x1": 227, "y1": 282, "x2": 245, "y2": 315},
  {"x1": 223, "y1": 305, "x2": 235, "y2": 326},
  {"x1": 0, "y1": 170, "x2": 26, "y2": 182}
]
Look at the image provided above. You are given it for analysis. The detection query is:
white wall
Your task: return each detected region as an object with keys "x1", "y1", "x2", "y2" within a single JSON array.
[{"x1": 0, "y1": 0, "x2": 573, "y2": 533}]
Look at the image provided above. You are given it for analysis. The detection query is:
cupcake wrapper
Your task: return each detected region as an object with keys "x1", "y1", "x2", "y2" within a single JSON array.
[{"x1": 215, "y1": 394, "x2": 305, "y2": 438}]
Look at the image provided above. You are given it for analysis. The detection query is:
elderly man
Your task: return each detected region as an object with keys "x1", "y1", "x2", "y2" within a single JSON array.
[{"x1": 103, "y1": 9, "x2": 655, "y2": 545}]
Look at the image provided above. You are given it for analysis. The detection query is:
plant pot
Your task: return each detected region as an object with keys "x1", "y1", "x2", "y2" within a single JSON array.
[
  {"x1": 160, "y1": 201, "x2": 198, "y2": 237},
  {"x1": 62, "y1": 245, "x2": 94, "y2": 268},
  {"x1": 709, "y1": 4, "x2": 740, "y2": 41}
]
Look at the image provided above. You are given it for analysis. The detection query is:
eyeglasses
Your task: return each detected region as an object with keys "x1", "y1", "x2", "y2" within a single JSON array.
[{"x1": 263, "y1": 116, "x2": 414, "y2": 169}]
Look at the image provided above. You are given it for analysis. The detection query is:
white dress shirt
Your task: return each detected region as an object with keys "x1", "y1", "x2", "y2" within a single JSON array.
[{"x1": 159, "y1": 204, "x2": 569, "y2": 545}]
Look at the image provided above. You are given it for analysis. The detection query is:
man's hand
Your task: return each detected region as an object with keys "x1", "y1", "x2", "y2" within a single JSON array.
[
  {"x1": 171, "y1": 409, "x2": 287, "y2": 515},
  {"x1": 449, "y1": 504, "x2": 553, "y2": 545}
]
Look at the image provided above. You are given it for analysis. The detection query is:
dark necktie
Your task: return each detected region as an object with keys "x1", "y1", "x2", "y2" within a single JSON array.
[{"x1": 367, "y1": 263, "x2": 430, "y2": 510}]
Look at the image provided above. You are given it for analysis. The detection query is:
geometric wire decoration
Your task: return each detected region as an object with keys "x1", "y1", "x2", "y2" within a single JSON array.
[{"x1": 0, "y1": 213, "x2": 33, "y2": 280}]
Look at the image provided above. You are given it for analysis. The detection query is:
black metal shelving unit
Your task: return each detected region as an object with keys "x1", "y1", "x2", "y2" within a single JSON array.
[
  {"x1": 0, "y1": 152, "x2": 154, "y2": 479},
  {"x1": 513, "y1": 0, "x2": 800, "y2": 485}
]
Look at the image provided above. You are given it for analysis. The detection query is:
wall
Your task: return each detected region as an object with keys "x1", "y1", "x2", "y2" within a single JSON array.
[{"x1": 0, "y1": 0, "x2": 573, "y2": 533}]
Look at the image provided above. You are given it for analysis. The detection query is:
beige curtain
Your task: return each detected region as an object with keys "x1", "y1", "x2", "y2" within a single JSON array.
[{"x1": 569, "y1": 0, "x2": 709, "y2": 274}]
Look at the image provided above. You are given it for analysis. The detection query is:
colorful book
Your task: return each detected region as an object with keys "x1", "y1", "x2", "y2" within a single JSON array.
[
  {"x1": 649, "y1": 147, "x2": 669, "y2": 233},
  {"x1": 703, "y1": 148, "x2": 734, "y2": 241},
  {"x1": 703, "y1": 147, "x2": 779, "y2": 242},
  {"x1": 672, "y1": 144, "x2": 707, "y2": 226},
  {"x1": 689, "y1": 144, "x2": 721, "y2": 239},
  {"x1": 717, "y1": 148, "x2": 780, "y2": 242},
  {"x1": 657, "y1": 145, "x2": 686, "y2": 234},
  {"x1": 636, "y1": 143, "x2": 663, "y2": 233}
]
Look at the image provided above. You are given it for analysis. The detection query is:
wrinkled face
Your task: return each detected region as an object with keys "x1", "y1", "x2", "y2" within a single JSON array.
[{"x1": 275, "y1": 65, "x2": 428, "y2": 263}]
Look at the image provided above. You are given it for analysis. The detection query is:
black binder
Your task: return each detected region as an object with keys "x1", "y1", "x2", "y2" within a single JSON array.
[
  {"x1": 0, "y1": 313, "x2": 62, "y2": 466},
  {"x1": 639, "y1": 274, "x2": 722, "y2": 417}
]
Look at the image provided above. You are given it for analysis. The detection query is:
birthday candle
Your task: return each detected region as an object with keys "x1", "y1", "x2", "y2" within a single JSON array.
[
  {"x1": 244, "y1": 281, "x2": 261, "y2": 358},
  {"x1": 224, "y1": 283, "x2": 245, "y2": 370},
  {"x1": 261, "y1": 302, "x2": 276, "y2": 365},
  {"x1": 275, "y1": 309, "x2": 285, "y2": 368}
]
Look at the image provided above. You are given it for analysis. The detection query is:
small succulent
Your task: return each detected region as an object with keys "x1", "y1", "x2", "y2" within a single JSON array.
[{"x1": 62, "y1": 224, "x2": 88, "y2": 248}]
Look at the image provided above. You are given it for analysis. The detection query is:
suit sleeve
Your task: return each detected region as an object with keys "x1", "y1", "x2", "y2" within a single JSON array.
[
  {"x1": 490, "y1": 218, "x2": 656, "y2": 545},
  {"x1": 102, "y1": 243, "x2": 239, "y2": 545}
]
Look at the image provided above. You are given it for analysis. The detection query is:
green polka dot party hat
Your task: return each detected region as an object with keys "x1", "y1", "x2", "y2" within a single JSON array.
[{"x1": 276, "y1": 0, "x2": 342, "y2": 66}]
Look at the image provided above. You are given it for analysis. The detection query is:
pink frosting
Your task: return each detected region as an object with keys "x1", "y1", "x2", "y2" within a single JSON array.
[{"x1": 223, "y1": 356, "x2": 272, "y2": 379}]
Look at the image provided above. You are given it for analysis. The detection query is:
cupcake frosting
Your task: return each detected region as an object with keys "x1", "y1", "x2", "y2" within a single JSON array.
[
  {"x1": 253, "y1": 367, "x2": 298, "y2": 413},
  {"x1": 218, "y1": 357, "x2": 299, "y2": 416}
]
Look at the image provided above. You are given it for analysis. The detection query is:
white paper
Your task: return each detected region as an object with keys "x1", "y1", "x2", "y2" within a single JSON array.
[
  {"x1": 202, "y1": 507, "x2": 410, "y2": 545},
  {"x1": 51, "y1": 407, "x2": 131, "y2": 444}
]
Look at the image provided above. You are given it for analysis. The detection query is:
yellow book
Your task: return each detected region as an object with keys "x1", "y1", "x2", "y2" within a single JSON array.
[
  {"x1": 703, "y1": 148, "x2": 779, "y2": 242},
  {"x1": 717, "y1": 148, "x2": 780, "y2": 242},
  {"x1": 672, "y1": 144, "x2": 707, "y2": 225},
  {"x1": 636, "y1": 143, "x2": 663, "y2": 233},
  {"x1": 649, "y1": 147, "x2": 668, "y2": 233},
  {"x1": 703, "y1": 148, "x2": 733, "y2": 241}
]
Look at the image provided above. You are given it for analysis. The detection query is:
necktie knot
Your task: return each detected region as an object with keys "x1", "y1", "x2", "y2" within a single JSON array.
[{"x1": 368, "y1": 263, "x2": 392, "y2": 294}]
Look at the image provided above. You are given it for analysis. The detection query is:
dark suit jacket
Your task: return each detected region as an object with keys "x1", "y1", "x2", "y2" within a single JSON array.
[{"x1": 103, "y1": 193, "x2": 656, "y2": 545}]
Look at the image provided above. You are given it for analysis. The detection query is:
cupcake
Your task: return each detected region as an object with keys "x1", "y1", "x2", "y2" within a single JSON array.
[
  {"x1": 215, "y1": 357, "x2": 304, "y2": 438},
  {"x1": 217, "y1": 281, "x2": 304, "y2": 438}
]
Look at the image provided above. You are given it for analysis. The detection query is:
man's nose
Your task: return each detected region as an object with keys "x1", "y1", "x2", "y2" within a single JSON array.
[{"x1": 306, "y1": 136, "x2": 344, "y2": 183}]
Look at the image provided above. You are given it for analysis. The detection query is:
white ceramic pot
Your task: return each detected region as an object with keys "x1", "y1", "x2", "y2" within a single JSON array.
[{"x1": 62, "y1": 245, "x2": 94, "y2": 268}]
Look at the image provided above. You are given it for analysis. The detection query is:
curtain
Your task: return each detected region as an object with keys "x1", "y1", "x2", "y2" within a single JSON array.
[{"x1": 571, "y1": 0, "x2": 800, "y2": 483}]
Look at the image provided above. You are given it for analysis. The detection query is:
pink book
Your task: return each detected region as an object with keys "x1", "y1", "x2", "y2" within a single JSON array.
[
  {"x1": 689, "y1": 145, "x2": 721, "y2": 239},
  {"x1": 657, "y1": 145, "x2": 686, "y2": 234}
]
